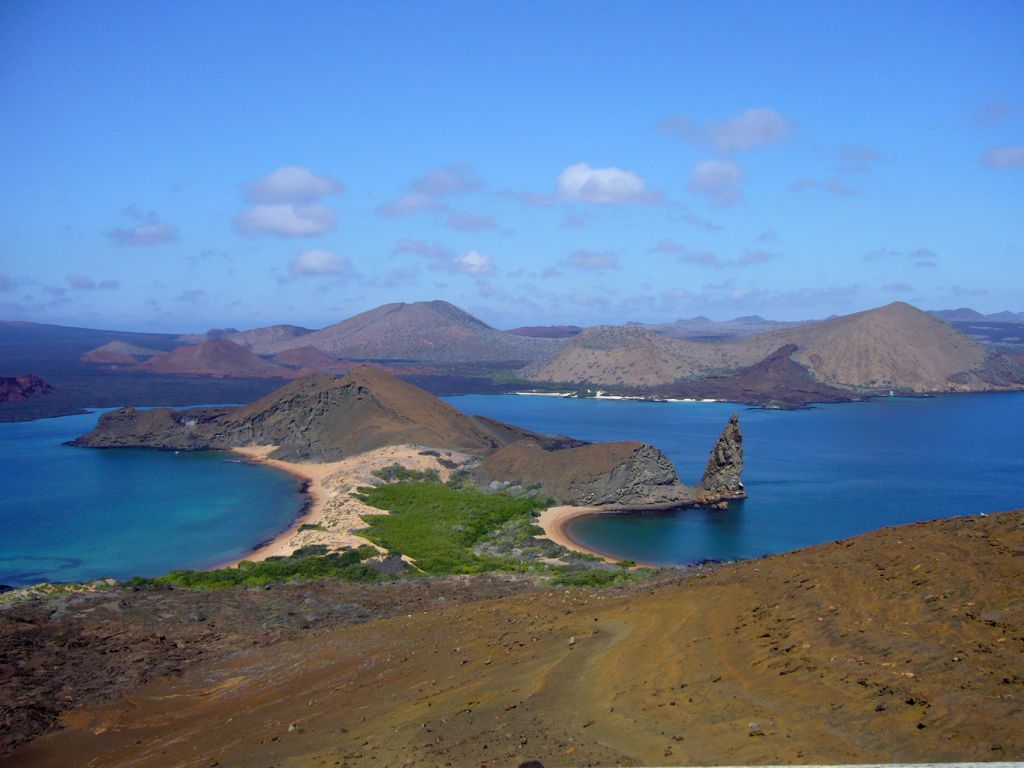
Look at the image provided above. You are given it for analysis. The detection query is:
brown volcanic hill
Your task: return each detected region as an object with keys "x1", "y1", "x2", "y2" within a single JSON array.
[
  {"x1": 528, "y1": 302, "x2": 1024, "y2": 394},
  {"x1": 729, "y1": 301, "x2": 1021, "y2": 392},
  {"x1": 227, "y1": 324, "x2": 312, "y2": 354},
  {"x1": 137, "y1": 339, "x2": 289, "y2": 378},
  {"x1": 0, "y1": 374, "x2": 52, "y2": 403},
  {"x1": 271, "y1": 345, "x2": 340, "y2": 369},
  {"x1": 74, "y1": 367, "x2": 545, "y2": 461},
  {"x1": 265, "y1": 300, "x2": 560, "y2": 363},
  {"x1": 524, "y1": 324, "x2": 754, "y2": 387},
  {"x1": 80, "y1": 340, "x2": 160, "y2": 364}
]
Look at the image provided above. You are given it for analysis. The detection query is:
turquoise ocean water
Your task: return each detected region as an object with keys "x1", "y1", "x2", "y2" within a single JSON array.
[
  {"x1": 0, "y1": 410, "x2": 303, "y2": 587},
  {"x1": 445, "y1": 392, "x2": 1024, "y2": 565},
  {"x1": 2, "y1": 393, "x2": 1022, "y2": 585}
]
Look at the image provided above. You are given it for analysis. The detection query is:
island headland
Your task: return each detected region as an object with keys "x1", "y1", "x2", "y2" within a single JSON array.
[{"x1": 72, "y1": 365, "x2": 745, "y2": 562}]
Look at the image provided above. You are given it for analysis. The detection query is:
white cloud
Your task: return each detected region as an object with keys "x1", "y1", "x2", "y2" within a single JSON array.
[
  {"x1": 563, "y1": 250, "x2": 619, "y2": 270},
  {"x1": 660, "y1": 108, "x2": 791, "y2": 155},
  {"x1": 557, "y1": 162, "x2": 655, "y2": 204},
  {"x1": 288, "y1": 249, "x2": 352, "y2": 277},
  {"x1": 244, "y1": 166, "x2": 344, "y2": 203},
  {"x1": 234, "y1": 203, "x2": 336, "y2": 237},
  {"x1": 689, "y1": 160, "x2": 744, "y2": 206},
  {"x1": 108, "y1": 207, "x2": 178, "y2": 246},
  {"x1": 981, "y1": 145, "x2": 1024, "y2": 170},
  {"x1": 450, "y1": 250, "x2": 495, "y2": 276}
]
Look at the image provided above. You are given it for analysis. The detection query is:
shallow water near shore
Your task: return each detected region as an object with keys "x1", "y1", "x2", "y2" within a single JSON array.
[
  {"x1": 0, "y1": 410, "x2": 304, "y2": 587},
  {"x1": 445, "y1": 392, "x2": 1024, "y2": 565}
]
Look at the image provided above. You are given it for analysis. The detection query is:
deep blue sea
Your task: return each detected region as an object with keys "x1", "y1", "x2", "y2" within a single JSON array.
[
  {"x1": 445, "y1": 392, "x2": 1024, "y2": 566},
  {"x1": 2, "y1": 393, "x2": 1023, "y2": 586},
  {"x1": 0, "y1": 410, "x2": 303, "y2": 587}
]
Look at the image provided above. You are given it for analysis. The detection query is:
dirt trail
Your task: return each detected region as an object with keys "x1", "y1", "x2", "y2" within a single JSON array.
[{"x1": 3, "y1": 511, "x2": 1023, "y2": 766}]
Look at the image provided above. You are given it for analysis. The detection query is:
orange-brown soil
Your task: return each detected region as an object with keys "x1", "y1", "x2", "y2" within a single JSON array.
[{"x1": 3, "y1": 511, "x2": 1023, "y2": 766}]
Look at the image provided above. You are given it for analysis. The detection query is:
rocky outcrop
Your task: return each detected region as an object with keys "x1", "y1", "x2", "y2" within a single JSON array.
[
  {"x1": 476, "y1": 415, "x2": 745, "y2": 508},
  {"x1": 698, "y1": 413, "x2": 745, "y2": 500},
  {"x1": 0, "y1": 374, "x2": 53, "y2": 403},
  {"x1": 476, "y1": 439, "x2": 698, "y2": 507}
]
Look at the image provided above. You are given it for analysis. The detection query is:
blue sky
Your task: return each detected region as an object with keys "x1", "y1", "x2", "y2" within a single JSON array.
[{"x1": 1, "y1": 1, "x2": 1021, "y2": 332}]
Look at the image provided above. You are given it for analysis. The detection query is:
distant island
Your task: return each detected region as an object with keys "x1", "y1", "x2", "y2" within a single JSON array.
[{"x1": 3, "y1": 299, "x2": 1024, "y2": 422}]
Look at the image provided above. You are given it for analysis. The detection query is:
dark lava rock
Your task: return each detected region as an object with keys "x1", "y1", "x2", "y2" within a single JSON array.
[{"x1": 699, "y1": 413, "x2": 745, "y2": 500}]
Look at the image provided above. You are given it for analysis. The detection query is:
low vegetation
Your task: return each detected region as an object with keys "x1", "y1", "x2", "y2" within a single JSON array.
[
  {"x1": 126, "y1": 544, "x2": 382, "y2": 589},
  {"x1": 357, "y1": 478, "x2": 654, "y2": 586}
]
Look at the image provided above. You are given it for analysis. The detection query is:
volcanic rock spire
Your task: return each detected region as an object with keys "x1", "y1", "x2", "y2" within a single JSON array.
[{"x1": 699, "y1": 413, "x2": 745, "y2": 499}]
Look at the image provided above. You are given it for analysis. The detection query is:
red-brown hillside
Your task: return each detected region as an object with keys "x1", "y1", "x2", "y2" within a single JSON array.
[{"x1": 137, "y1": 340, "x2": 289, "y2": 378}]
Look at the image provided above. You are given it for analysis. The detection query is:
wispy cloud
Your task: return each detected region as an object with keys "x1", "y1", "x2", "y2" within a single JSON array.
[
  {"x1": 981, "y1": 145, "x2": 1024, "y2": 170},
  {"x1": 410, "y1": 163, "x2": 484, "y2": 196},
  {"x1": 243, "y1": 166, "x2": 344, "y2": 203},
  {"x1": 556, "y1": 162, "x2": 658, "y2": 204},
  {"x1": 660, "y1": 108, "x2": 792, "y2": 155},
  {"x1": 883, "y1": 281, "x2": 914, "y2": 293},
  {"x1": 107, "y1": 206, "x2": 178, "y2": 246},
  {"x1": 865, "y1": 246, "x2": 938, "y2": 269},
  {"x1": 974, "y1": 101, "x2": 1013, "y2": 128},
  {"x1": 376, "y1": 163, "x2": 502, "y2": 231},
  {"x1": 790, "y1": 177, "x2": 857, "y2": 196},
  {"x1": 689, "y1": 160, "x2": 743, "y2": 206},
  {"x1": 392, "y1": 239, "x2": 494, "y2": 276},
  {"x1": 235, "y1": 203, "x2": 336, "y2": 237},
  {"x1": 67, "y1": 274, "x2": 120, "y2": 290},
  {"x1": 651, "y1": 239, "x2": 776, "y2": 268},
  {"x1": 561, "y1": 249, "x2": 619, "y2": 270},
  {"x1": 835, "y1": 145, "x2": 883, "y2": 174}
]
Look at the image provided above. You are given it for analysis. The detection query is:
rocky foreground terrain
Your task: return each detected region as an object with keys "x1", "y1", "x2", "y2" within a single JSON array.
[{"x1": 2, "y1": 510, "x2": 1021, "y2": 765}]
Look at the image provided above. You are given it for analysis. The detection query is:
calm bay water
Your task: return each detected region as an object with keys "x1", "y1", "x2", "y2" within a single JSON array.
[
  {"x1": 0, "y1": 410, "x2": 303, "y2": 587},
  {"x1": 2, "y1": 393, "x2": 1022, "y2": 586},
  {"x1": 446, "y1": 392, "x2": 1024, "y2": 565}
]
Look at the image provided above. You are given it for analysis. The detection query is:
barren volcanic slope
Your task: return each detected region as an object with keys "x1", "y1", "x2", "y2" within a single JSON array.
[
  {"x1": 266, "y1": 300, "x2": 561, "y2": 363},
  {"x1": 528, "y1": 302, "x2": 1024, "y2": 394},
  {"x1": 224, "y1": 324, "x2": 313, "y2": 353},
  {"x1": 136, "y1": 339, "x2": 290, "y2": 378},
  {"x1": 4, "y1": 510, "x2": 1022, "y2": 766},
  {"x1": 74, "y1": 366, "x2": 542, "y2": 461}
]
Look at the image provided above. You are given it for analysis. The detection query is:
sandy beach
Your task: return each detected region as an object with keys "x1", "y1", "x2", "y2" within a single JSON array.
[
  {"x1": 536, "y1": 504, "x2": 619, "y2": 562},
  {"x1": 225, "y1": 444, "x2": 472, "y2": 566}
]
